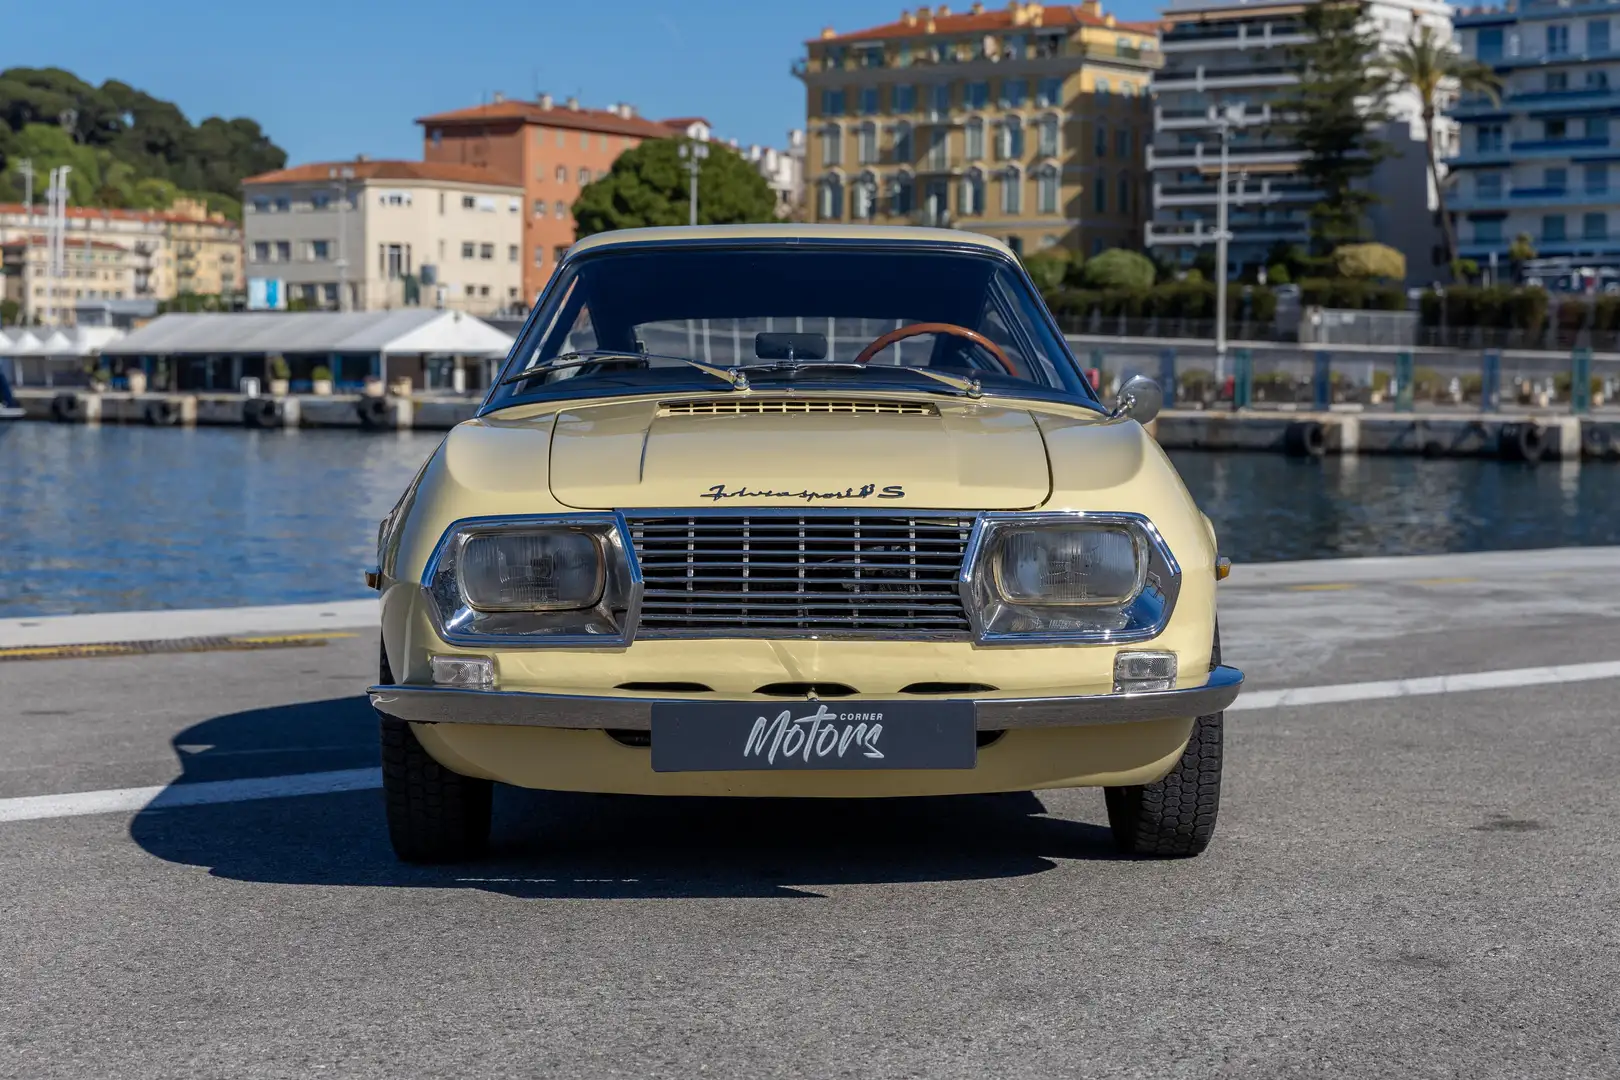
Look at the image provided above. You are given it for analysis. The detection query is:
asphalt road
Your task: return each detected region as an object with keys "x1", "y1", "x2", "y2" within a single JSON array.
[{"x1": 2, "y1": 549, "x2": 1618, "y2": 1078}]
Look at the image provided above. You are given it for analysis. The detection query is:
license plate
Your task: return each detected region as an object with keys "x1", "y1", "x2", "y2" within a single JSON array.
[{"x1": 650, "y1": 700, "x2": 977, "y2": 772}]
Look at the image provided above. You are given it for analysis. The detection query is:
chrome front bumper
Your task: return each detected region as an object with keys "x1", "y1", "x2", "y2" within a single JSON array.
[{"x1": 368, "y1": 665, "x2": 1244, "y2": 731}]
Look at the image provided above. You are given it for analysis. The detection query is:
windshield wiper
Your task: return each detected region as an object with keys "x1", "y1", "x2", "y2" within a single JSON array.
[
  {"x1": 499, "y1": 350, "x2": 750, "y2": 390},
  {"x1": 736, "y1": 361, "x2": 983, "y2": 399}
]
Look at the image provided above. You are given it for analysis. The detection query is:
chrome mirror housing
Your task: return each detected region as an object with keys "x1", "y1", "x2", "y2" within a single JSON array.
[{"x1": 1109, "y1": 375, "x2": 1163, "y2": 425}]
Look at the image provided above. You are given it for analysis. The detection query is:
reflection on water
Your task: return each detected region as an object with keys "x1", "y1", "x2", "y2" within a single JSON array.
[
  {"x1": 1, "y1": 425, "x2": 1615, "y2": 616},
  {"x1": 1169, "y1": 451, "x2": 1620, "y2": 563},
  {"x1": 0, "y1": 425, "x2": 443, "y2": 617}
]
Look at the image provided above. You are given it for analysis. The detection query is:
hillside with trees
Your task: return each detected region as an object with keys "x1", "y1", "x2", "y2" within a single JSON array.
[{"x1": 0, "y1": 67, "x2": 286, "y2": 221}]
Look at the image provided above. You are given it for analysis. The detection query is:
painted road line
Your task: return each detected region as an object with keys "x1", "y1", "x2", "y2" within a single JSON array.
[
  {"x1": 5, "y1": 660, "x2": 1620, "y2": 825},
  {"x1": 0, "y1": 600, "x2": 379, "y2": 650},
  {"x1": 1230, "y1": 659, "x2": 1620, "y2": 712},
  {"x1": 0, "y1": 768, "x2": 381, "y2": 824},
  {"x1": 0, "y1": 632, "x2": 358, "y2": 663}
]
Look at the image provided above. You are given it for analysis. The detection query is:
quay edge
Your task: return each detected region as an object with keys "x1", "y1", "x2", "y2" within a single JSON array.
[{"x1": 12, "y1": 388, "x2": 1620, "y2": 461}]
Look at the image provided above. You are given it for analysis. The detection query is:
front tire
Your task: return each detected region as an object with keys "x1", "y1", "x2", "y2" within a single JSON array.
[
  {"x1": 377, "y1": 639, "x2": 492, "y2": 863},
  {"x1": 1104, "y1": 629, "x2": 1224, "y2": 858}
]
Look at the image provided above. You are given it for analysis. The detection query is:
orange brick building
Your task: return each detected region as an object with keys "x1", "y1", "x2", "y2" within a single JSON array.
[{"x1": 417, "y1": 95, "x2": 684, "y2": 302}]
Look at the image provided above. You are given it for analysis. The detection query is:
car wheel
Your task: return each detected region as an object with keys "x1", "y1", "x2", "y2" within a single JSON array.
[
  {"x1": 1103, "y1": 627, "x2": 1224, "y2": 858},
  {"x1": 376, "y1": 638, "x2": 493, "y2": 863}
]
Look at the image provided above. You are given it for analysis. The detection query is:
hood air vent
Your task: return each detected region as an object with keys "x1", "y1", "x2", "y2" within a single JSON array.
[{"x1": 661, "y1": 399, "x2": 938, "y2": 417}]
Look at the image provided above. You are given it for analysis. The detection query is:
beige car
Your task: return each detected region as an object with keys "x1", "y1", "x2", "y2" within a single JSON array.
[{"x1": 368, "y1": 225, "x2": 1242, "y2": 862}]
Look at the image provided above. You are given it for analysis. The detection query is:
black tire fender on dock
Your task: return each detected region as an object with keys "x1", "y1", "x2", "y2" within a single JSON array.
[
  {"x1": 356, "y1": 395, "x2": 393, "y2": 430},
  {"x1": 1499, "y1": 422, "x2": 1546, "y2": 463},
  {"x1": 242, "y1": 397, "x2": 283, "y2": 428},
  {"x1": 49, "y1": 392, "x2": 80, "y2": 423},
  {"x1": 143, "y1": 398, "x2": 177, "y2": 426},
  {"x1": 1283, "y1": 419, "x2": 1326, "y2": 458}
]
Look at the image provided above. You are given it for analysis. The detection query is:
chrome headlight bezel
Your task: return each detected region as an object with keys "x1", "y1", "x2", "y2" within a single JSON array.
[
  {"x1": 421, "y1": 514, "x2": 643, "y2": 648},
  {"x1": 960, "y1": 511, "x2": 1180, "y2": 645}
]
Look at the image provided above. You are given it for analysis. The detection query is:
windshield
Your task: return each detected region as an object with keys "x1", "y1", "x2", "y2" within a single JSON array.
[{"x1": 485, "y1": 243, "x2": 1097, "y2": 410}]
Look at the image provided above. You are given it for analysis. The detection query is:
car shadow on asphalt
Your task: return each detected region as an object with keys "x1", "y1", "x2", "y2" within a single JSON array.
[{"x1": 129, "y1": 696, "x2": 1130, "y2": 899}]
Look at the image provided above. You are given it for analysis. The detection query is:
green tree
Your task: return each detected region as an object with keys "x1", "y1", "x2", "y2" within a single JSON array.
[
  {"x1": 1508, "y1": 232, "x2": 1537, "y2": 282},
  {"x1": 1385, "y1": 25, "x2": 1502, "y2": 269},
  {"x1": 0, "y1": 67, "x2": 285, "y2": 220},
  {"x1": 572, "y1": 139, "x2": 778, "y2": 237},
  {"x1": 1333, "y1": 242, "x2": 1405, "y2": 280},
  {"x1": 1285, "y1": 3, "x2": 1393, "y2": 253},
  {"x1": 0, "y1": 297, "x2": 19, "y2": 325},
  {"x1": 1081, "y1": 248, "x2": 1156, "y2": 290},
  {"x1": 1021, "y1": 249, "x2": 1071, "y2": 293}
]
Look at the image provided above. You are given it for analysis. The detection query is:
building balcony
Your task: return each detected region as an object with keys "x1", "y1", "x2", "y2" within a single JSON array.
[
  {"x1": 1155, "y1": 102, "x2": 1286, "y2": 131},
  {"x1": 1152, "y1": 66, "x2": 1299, "y2": 92},
  {"x1": 1147, "y1": 143, "x2": 1307, "y2": 171},
  {"x1": 1512, "y1": 136, "x2": 1612, "y2": 156},
  {"x1": 1451, "y1": 187, "x2": 1616, "y2": 210},
  {"x1": 1460, "y1": 237, "x2": 1620, "y2": 260},
  {"x1": 1160, "y1": 26, "x2": 1309, "y2": 53},
  {"x1": 1153, "y1": 178, "x2": 1321, "y2": 208},
  {"x1": 1454, "y1": 85, "x2": 1620, "y2": 119},
  {"x1": 1486, "y1": 45, "x2": 1620, "y2": 70},
  {"x1": 1462, "y1": 0, "x2": 1620, "y2": 26}
]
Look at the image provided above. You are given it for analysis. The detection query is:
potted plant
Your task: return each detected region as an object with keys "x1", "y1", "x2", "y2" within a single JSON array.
[
  {"x1": 268, "y1": 354, "x2": 291, "y2": 396},
  {"x1": 311, "y1": 365, "x2": 334, "y2": 396}
]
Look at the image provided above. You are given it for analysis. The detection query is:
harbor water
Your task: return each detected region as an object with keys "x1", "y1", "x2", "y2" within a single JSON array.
[{"x1": 1, "y1": 424, "x2": 1616, "y2": 617}]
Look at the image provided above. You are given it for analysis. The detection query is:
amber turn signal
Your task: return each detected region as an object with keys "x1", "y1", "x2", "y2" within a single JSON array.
[{"x1": 1215, "y1": 557, "x2": 1232, "y2": 581}]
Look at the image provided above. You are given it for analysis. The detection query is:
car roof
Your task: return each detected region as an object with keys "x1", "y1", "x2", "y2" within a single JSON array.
[{"x1": 568, "y1": 224, "x2": 1016, "y2": 258}]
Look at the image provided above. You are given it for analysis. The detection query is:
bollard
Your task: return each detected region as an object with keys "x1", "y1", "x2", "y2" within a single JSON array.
[
  {"x1": 1089, "y1": 349, "x2": 1105, "y2": 393},
  {"x1": 1481, "y1": 349, "x2": 1502, "y2": 412},
  {"x1": 1394, "y1": 351, "x2": 1415, "y2": 413},
  {"x1": 1159, "y1": 347, "x2": 1177, "y2": 407},
  {"x1": 1312, "y1": 350, "x2": 1332, "y2": 411},
  {"x1": 1232, "y1": 348, "x2": 1254, "y2": 410},
  {"x1": 1571, "y1": 347, "x2": 1592, "y2": 414}
]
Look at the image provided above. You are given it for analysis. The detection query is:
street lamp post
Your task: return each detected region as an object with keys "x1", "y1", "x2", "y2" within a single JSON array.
[
  {"x1": 1143, "y1": 103, "x2": 1251, "y2": 385},
  {"x1": 678, "y1": 140, "x2": 710, "y2": 227}
]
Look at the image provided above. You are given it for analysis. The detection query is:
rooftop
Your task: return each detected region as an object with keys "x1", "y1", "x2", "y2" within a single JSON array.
[
  {"x1": 0, "y1": 201, "x2": 236, "y2": 228},
  {"x1": 569, "y1": 223, "x2": 1013, "y2": 258},
  {"x1": 242, "y1": 159, "x2": 523, "y2": 188},
  {"x1": 2, "y1": 235, "x2": 129, "y2": 253},
  {"x1": 812, "y1": 2, "x2": 1159, "y2": 44},
  {"x1": 415, "y1": 99, "x2": 681, "y2": 140},
  {"x1": 100, "y1": 309, "x2": 516, "y2": 358}
]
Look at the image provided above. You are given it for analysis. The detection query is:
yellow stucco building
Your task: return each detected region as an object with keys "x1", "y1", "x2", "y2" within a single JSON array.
[{"x1": 795, "y1": 1, "x2": 1161, "y2": 258}]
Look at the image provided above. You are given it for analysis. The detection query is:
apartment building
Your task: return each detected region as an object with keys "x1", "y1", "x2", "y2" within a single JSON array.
[
  {"x1": 418, "y1": 95, "x2": 680, "y2": 301},
  {"x1": 1452, "y1": 0, "x2": 1620, "y2": 275},
  {"x1": 0, "y1": 197, "x2": 242, "y2": 304},
  {"x1": 1148, "y1": 0, "x2": 1452, "y2": 279},
  {"x1": 795, "y1": 1, "x2": 1161, "y2": 257},
  {"x1": 2, "y1": 235, "x2": 135, "y2": 325},
  {"x1": 241, "y1": 159, "x2": 524, "y2": 316}
]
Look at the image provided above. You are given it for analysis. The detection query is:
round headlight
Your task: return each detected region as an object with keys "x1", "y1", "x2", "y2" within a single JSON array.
[
  {"x1": 993, "y1": 526, "x2": 1144, "y2": 606},
  {"x1": 458, "y1": 529, "x2": 605, "y2": 612}
]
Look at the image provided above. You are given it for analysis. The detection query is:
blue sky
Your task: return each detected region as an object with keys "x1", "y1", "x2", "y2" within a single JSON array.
[{"x1": 4, "y1": 0, "x2": 1161, "y2": 166}]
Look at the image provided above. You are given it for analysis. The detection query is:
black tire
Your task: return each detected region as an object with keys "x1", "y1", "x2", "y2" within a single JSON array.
[
  {"x1": 1498, "y1": 422, "x2": 1546, "y2": 463},
  {"x1": 1283, "y1": 420, "x2": 1326, "y2": 458},
  {"x1": 1104, "y1": 628, "x2": 1224, "y2": 858},
  {"x1": 377, "y1": 639, "x2": 492, "y2": 863}
]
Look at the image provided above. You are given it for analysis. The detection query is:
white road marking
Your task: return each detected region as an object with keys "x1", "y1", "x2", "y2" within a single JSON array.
[
  {"x1": 0, "y1": 768, "x2": 379, "y2": 824},
  {"x1": 2, "y1": 659, "x2": 1619, "y2": 825},
  {"x1": 1230, "y1": 660, "x2": 1620, "y2": 712}
]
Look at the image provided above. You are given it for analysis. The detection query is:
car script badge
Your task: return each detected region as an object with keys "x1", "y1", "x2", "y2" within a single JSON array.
[{"x1": 700, "y1": 483, "x2": 905, "y2": 503}]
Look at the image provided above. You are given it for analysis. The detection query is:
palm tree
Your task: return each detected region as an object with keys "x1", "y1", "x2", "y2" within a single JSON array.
[{"x1": 1386, "y1": 25, "x2": 1503, "y2": 272}]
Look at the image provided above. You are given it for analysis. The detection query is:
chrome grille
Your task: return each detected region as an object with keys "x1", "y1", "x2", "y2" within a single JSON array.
[
  {"x1": 661, "y1": 399, "x2": 937, "y2": 417},
  {"x1": 626, "y1": 513, "x2": 976, "y2": 638}
]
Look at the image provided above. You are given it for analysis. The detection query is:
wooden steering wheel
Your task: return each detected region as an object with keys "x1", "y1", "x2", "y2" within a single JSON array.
[{"x1": 851, "y1": 322, "x2": 1018, "y2": 377}]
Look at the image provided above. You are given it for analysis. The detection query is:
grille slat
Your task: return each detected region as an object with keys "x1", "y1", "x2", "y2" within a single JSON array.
[
  {"x1": 662, "y1": 399, "x2": 937, "y2": 417},
  {"x1": 627, "y1": 513, "x2": 975, "y2": 638}
]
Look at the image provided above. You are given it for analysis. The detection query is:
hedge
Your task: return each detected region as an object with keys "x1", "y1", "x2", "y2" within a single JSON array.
[
  {"x1": 1417, "y1": 286, "x2": 1549, "y2": 331},
  {"x1": 1046, "y1": 284, "x2": 1278, "y2": 323}
]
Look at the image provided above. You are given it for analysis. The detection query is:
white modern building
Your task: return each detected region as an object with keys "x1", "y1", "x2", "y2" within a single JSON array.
[
  {"x1": 1452, "y1": 0, "x2": 1620, "y2": 276},
  {"x1": 1147, "y1": 0, "x2": 1455, "y2": 280},
  {"x1": 242, "y1": 159, "x2": 526, "y2": 317}
]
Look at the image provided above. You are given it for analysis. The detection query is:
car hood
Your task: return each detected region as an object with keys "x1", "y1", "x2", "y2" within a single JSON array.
[{"x1": 545, "y1": 397, "x2": 1054, "y2": 510}]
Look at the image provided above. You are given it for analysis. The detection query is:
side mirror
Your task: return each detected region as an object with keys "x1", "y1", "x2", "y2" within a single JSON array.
[{"x1": 1109, "y1": 374, "x2": 1163, "y2": 425}]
